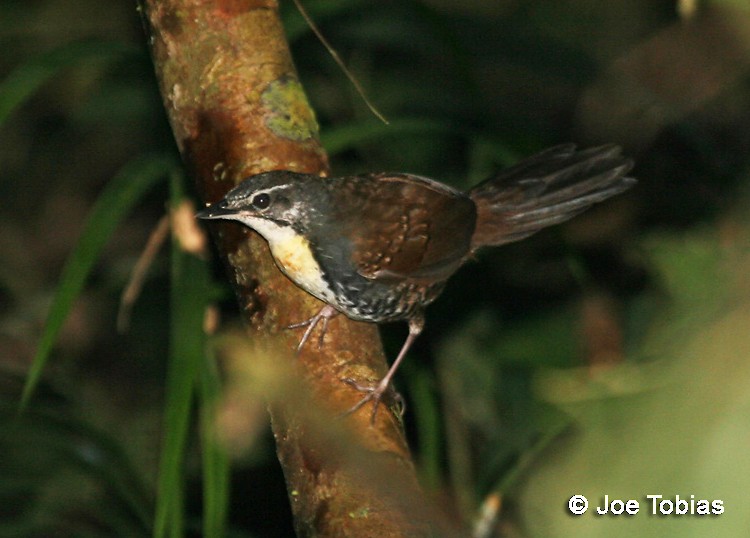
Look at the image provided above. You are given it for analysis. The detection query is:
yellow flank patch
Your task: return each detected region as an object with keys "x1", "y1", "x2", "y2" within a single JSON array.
[
  {"x1": 271, "y1": 233, "x2": 315, "y2": 278},
  {"x1": 269, "y1": 232, "x2": 334, "y2": 303}
]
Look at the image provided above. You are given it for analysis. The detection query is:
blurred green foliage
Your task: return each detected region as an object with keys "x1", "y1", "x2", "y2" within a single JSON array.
[
  {"x1": 519, "y1": 224, "x2": 750, "y2": 538},
  {"x1": 2, "y1": 0, "x2": 750, "y2": 536}
]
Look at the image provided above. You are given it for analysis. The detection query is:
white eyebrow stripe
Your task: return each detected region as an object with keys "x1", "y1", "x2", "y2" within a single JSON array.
[
  {"x1": 228, "y1": 183, "x2": 293, "y2": 204},
  {"x1": 256, "y1": 184, "x2": 292, "y2": 195}
]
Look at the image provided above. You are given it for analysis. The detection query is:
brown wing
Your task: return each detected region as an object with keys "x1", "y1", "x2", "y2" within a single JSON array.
[{"x1": 333, "y1": 173, "x2": 476, "y2": 283}]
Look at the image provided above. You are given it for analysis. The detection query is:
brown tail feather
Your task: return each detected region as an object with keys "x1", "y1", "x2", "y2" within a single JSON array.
[{"x1": 468, "y1": 144, "x2": 635, "y2": 251}]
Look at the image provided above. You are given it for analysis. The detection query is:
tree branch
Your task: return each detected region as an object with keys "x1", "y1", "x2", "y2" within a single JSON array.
[{"x1": 139, "y1": 0, "x2": 441, "y2": 535}]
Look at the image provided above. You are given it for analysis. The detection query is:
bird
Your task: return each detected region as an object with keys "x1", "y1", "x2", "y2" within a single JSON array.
[{"x1": 197, "y1": 144, "x2": 635, "y2": 422}]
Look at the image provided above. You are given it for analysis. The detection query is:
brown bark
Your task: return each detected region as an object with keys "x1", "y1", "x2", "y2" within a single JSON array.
[{"x1": 139, "y1": 0, "x2": 440, "y2": 535}]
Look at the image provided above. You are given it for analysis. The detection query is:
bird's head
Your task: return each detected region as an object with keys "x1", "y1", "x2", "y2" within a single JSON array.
[{"x1": 196, "y1": 170, "x2": 328, "y2": 238}]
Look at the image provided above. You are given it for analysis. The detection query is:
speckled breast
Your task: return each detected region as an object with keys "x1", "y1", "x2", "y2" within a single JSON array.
[{"x1": 327, "y1": 273, "x2": 447, "y2": 323}]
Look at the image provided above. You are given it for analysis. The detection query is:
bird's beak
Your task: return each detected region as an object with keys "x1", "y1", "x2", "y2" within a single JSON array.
[{"x1": 195, "y1": 201, "x2": 236, "y2": 220}]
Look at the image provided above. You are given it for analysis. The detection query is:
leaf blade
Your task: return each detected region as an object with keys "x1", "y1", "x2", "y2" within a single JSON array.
[
  {"x1": 0, "y1": 39, "x2": 137, "y2": 126},
  {"x1": 21, "y1": 153, "x2": 175, "y2": 409},
  {"x1": 153, "y1": 171, "x2": 227, "y2": 538}
]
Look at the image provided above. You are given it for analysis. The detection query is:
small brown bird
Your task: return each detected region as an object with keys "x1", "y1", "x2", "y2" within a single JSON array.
[{"x1": 197, "y1": 144, "x2": 635, "y2": 421}]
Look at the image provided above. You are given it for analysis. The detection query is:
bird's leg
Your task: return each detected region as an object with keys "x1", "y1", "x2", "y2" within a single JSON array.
[
  {"x1": 342, "y1": 314, "x2": 424, "y2": 424},
  {"x1": 287, "y1": 304, "x2": 339, "y2": 353}
]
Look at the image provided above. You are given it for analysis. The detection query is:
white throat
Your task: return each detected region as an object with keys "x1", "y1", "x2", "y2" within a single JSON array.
[{"x1": 229, "y1": 215, "x2": 337, "y2": 305}]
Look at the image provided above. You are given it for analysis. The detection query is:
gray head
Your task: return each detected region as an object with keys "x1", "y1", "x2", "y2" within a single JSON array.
[{"x1": 196, "y1": 170, "x2": 328, "y2": 236}]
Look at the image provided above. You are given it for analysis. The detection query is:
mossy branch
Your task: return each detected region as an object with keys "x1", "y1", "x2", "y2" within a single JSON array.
[{"x1": 139, "y1": 0, "x2": 442, "y2": 535}]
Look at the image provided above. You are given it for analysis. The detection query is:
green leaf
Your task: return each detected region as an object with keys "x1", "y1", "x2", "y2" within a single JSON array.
[
  {"x1": 199, "y1": 348, "x2": 230, "y2": 538},
  {"x1": 153, "y1": 170, "x2": 225, "y2": 537},
  {"x1": 21, "y1": 153, "x2": 175, "y2": 409},
  {"x1": 0, "y1": 39, "x2": 137, "y2": 126},
  {"x1": 0, "y1": 399, "x2": 153, "y2": 535}
]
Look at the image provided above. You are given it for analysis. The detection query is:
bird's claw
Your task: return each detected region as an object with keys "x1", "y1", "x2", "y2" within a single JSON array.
[
  {"x1": 340, "y1": 377, "x2": 405, "y2": 425},
  {"x1": 286, "y1": 305, "x2": 338, "y2": 353}
]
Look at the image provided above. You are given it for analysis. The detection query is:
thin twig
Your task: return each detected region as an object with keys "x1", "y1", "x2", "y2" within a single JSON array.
[
  {"x1": 292, "y1": 0, "x2": 389, "y2": 125},
  {"x1": 117, "y1": 214, "x2": 170, "y2": 332}
]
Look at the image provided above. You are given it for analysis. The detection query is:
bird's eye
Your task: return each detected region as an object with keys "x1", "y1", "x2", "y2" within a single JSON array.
[{"x1": 252, "y1": 193, "x2": 271, "y2": 210}]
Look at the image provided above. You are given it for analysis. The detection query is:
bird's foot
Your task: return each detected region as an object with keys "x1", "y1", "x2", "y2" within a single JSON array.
[
  {"x1": 286, "y1": 304, "x2": 338, "y2": 353},
  {"x1": 341, "y1": 377, "x2": 405, "y2": 425}
]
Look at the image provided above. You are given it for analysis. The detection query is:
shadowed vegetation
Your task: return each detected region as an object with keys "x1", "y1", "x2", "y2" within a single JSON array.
[{"x1": 3, "y1": 1, "x2": 750, "y2": 536}]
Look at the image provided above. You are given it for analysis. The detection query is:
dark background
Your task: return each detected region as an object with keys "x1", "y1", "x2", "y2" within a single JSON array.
[{"x1": 2, "y1": 1, "x2": 750, "y2": 536}]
